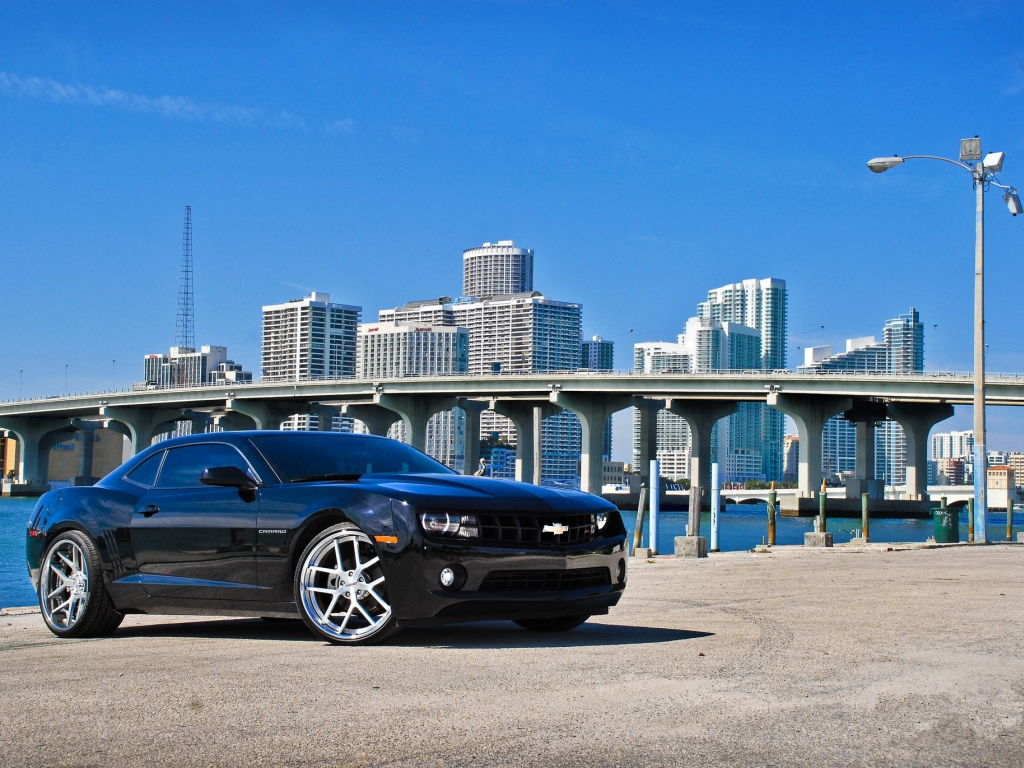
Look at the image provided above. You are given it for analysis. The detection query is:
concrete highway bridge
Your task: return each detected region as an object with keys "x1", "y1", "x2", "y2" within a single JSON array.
[{"x1": 2, "y1": 370, "x2": 1023, "y2": 501}]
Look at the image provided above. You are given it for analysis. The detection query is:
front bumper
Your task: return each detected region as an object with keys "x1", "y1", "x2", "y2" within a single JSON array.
[{"x1": 386, "y1": 533, "x2": 628, "y2": 627}]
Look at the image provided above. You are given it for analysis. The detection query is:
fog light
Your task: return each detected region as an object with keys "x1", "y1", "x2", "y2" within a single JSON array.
[
  {"x1": 438, "y1": 564, "x2": 467, "y2": 591},
  {"x1": 616, "y1": 558, "x2": 626, "y2": 584}
]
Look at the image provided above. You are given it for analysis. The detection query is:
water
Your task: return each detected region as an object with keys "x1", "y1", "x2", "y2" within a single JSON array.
[
  {"x1": 620, "y1": 503, "x2": 1016, "y2": 555},
  {"x1": 1, "y1": 497, "x2": 37, "y2": 609},
  {"x1": 0, "y1": 497, "x2": 1018, "y2": 609}
]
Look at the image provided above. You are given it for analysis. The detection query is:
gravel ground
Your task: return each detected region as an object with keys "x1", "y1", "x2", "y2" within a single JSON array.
[{"x1": 1, "y1": 544, "x2": 1022, "y2": 767}]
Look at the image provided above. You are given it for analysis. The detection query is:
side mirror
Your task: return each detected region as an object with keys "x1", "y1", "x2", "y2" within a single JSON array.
[{"x1": 200, "y1": 466, "x2": 257, "y2": 490}]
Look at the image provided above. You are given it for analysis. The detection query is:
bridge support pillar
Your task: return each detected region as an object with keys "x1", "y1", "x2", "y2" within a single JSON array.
[
  {"x1": 490, "y1": 400, "x2": 559, "y2": 483},
  {"x1": 887, "y1": 402, "x2": 954, "y2": 500},
  {"x1": 69, "y1": 419, "x2": 104, "y2": 483},
  {"x1": 97, "y1": 406, "x2": 187, "y2": 455},
  {"x1": 457, "y1": 399, "x2": 488, "y2": 475},
  {"x1": 311, "y1": 403, "x2": 341, "y2": 432},
  {"x1": 341, "y1": 404, "x2": 402, "y2": 437},
  {"x1": 0, "y1": 417, "x2": 77, "y2": 486},
  {"x1": 375, "y1": 394, "x2": 457, "y2": 453},
  {"x1": 665, "y1": 399, "x2": 738, "y2": 534},
  {"x1": 768, "y1": 394, "x2": 852, "y2": 498},
  {"x1": 633, "y1": 398, "x2": 663, "y2": 492},
  {"x1": 549, "y1": 392, "x2": 633, "y2": 494},
  {"x1": 843, "y1": 400, "x2": 887, "y2": 500}
]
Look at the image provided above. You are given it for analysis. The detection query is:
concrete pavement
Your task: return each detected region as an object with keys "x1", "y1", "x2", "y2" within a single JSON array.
[{"x1": 1, "y1": 545, "x2": 1022, "y2": 767}]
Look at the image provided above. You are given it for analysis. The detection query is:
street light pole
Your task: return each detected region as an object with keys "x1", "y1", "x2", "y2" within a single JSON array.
[
  {"x1": 973, "y1": 162, "x2": 988, "y2": 542},
  {"x1": 867, "y1": 139, "x2": 1021, "y2": 544}
]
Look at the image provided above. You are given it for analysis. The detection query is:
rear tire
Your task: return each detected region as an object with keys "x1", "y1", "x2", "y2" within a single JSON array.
[
  {"x1": 294, "y1": 523, "x2": 401, "y2": 645},
  {"x1": 39, "y1": 530, "x2": 124, "y2": 639},
  {"x1": 514, "y1": 615, "x2": 590, "y2": 632}
]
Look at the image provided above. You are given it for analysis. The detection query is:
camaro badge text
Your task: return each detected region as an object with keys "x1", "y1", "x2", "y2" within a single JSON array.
[
  {"x1": 259, "y1": 529, "x2": 288, "y2": 534},
  {"x1": 542, "y1": 523, "x2": 569, "y2": 536}
]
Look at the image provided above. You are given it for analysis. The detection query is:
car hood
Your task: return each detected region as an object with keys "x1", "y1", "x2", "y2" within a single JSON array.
[{"x1": 356, "y1": 473, "x2": 612, "y2": 512}]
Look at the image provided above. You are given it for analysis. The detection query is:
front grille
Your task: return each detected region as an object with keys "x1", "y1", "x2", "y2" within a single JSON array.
[
  {"x1": 478, "y1": 568, "x2": 611, "y2": 592},
  {"x1": 475, "y1": 513, "x2": 599, "y2": 545}
]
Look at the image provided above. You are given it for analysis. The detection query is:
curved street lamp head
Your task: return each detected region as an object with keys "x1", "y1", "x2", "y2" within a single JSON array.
[{"x1": 867, "y1": 156, "x2": 904, "y2": 173}]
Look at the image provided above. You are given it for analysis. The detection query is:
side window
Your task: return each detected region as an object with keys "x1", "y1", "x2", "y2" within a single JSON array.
[
  {"x1": 156, "y1": 444, "x2": 253, "y2": 489},
  {"x1": 125, "y1": 451, "x2": 165, "y2": 488}
]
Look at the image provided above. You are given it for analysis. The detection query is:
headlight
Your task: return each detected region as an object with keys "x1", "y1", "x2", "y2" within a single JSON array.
[
  {"x1": 596, "y1": 511, "x2": 608, "y2": 530},
  {"x1": 420, "y1": 512, "x2": 480, "y2": 538}
]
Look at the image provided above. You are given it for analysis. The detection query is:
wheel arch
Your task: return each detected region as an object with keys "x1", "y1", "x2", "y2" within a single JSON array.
[{"x1": 289, "y1": 508, "x2": 357, "y2": 577}]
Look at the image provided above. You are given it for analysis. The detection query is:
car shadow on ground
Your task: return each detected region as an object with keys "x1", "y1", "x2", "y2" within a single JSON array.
[{"x1": 113, "y1": 617, "x2": 711, "y2": 648}]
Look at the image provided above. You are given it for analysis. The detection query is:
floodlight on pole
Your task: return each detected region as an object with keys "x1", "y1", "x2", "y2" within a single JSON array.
[
  {"x1": 1005, "y1": 189, "x2": 1022, "y2": 216},
  {"x1": 866, "y1": 136, "x2": 1019, "y2": 544}
]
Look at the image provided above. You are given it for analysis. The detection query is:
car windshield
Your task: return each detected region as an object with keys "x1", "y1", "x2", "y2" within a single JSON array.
[{"x1": 249, "y1": 433, "x2": 455, "y2": 483}]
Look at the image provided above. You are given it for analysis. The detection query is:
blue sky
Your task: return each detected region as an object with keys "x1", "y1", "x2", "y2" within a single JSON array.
[{"x1": 2, "y1": 1, "x2": 1023, "y2": 458}]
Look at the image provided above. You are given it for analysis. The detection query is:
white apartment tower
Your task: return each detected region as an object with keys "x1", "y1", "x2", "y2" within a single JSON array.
[
  {"x1": 261, "y1": 292, "x2": 361, "y2": 381},
  {"x1": 462, "y1": 241, "x2": 534, "y2": 298},
  {"x1": 698, "y1": 278, "x2": 787, "y2": 480},
  {"x1": 357, "y1": 321, "x2": 469, "y2": 379}
]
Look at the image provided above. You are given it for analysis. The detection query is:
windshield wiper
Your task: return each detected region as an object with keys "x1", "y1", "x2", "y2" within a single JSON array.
[{"x1": 290, "y1": 473, "x2": 363, "y2": 483}]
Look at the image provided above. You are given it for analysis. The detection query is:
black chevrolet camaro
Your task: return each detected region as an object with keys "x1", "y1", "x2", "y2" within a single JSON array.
[{"x1": 26, "y1": 431, "x2": 627, "y2": 644}]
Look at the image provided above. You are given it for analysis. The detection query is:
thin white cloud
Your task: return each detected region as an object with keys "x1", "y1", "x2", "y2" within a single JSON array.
[
  {"x1": 326, "y1": 118, "x2": 355, "y2": 133},
  {"x1": 0, "y1": 71, "x2": 305, "y2": 129}
]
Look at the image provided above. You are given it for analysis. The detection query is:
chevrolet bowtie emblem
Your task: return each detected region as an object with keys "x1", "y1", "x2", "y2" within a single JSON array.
[{"x1": 543, "y1": 523, "x2": 569, "y2": 536}]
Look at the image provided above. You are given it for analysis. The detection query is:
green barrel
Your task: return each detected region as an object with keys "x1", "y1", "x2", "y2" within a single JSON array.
[{"x1": 932, "y1": 506, "x2": 959, "y2": 544}]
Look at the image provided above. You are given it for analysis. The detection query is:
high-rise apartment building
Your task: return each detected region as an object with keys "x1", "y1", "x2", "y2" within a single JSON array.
[
  {"x1": 581, "y1": 336, "x2": 615, "y2": 370},
  {"x1": 357, "y1": 321, "x2": 469, "y2": 379},
  {"x1": 698, "y1": 278, "x2": 787, "y2": 480},
  {"x1": 261, "y1": 292, "x2": 361, "y2": 382},
  {"x1": 462, "y1": 241, "x2": 533, "y2": 298},
  {"x1": 802, "y1": 309, "x2": 924, "y2": 486},
  {"x1": 451, "y1": 293, "x2": 582, "y2": 375}
]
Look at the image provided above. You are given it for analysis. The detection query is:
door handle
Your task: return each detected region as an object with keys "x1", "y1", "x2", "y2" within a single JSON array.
[{"x1": 140, "y1": 505, "x2": 160, "y2": 517}]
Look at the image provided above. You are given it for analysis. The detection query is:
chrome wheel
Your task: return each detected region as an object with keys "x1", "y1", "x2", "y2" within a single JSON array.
[
  {"x1": 42, "y1": 539, "x2": 90, "y2": 630},
  {"x1": 299, "y1": 530, "x2": 392, "y2": 642}
]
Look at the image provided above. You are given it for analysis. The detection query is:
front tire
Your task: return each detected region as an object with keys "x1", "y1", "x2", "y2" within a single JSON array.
[
  {"x1": 39, "y1": 530, "x2": 124, "y2": 639},
  {"x1": 294, "y1": 524, "x2": 400, "y2": 645},
  {"x1": 514, "y1": 615, "x2": 590, "y2": 632}
]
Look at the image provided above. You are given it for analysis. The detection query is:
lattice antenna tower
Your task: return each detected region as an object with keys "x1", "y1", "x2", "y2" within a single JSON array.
[{"x1": 175, "y1": 205, "x2": 195, "y2": 349}]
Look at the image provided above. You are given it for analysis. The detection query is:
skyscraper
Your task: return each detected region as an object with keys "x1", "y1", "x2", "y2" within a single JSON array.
[
  {"x1": 261, "y1": 292, "x2": 361, "y2": 381},
  {"x1": 581, "y1": 336, "x2": 615, "y2": 370},
  {"x1": 698, "y1": 278, "x2": 788, "y2": 480},
  {"x1": 462, "y1": 241, "x2": 534, "y2": 298}
]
